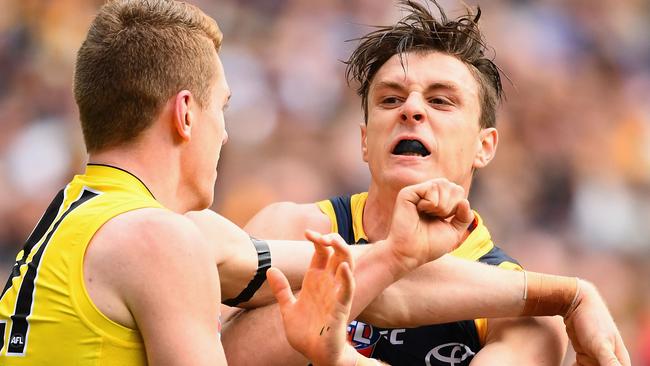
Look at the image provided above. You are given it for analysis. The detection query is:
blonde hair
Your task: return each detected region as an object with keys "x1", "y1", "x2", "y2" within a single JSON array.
[{"x1": 74, "y1": 0, "x2": 223, "y2": 152}]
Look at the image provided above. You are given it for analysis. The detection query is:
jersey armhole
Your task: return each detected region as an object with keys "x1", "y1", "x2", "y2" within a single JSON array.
[
  {"x1": 71, "y1": 202, "x2": 163, "y2": 346},
  {"x1": 475, "y1": 318, "x2": 488, "y2": 346},
  {"x1": 316, "y1": 200, "x2": 338, "y2": 234}
]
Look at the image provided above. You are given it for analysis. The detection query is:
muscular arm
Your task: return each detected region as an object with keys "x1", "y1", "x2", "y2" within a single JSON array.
[
  {"x1": 186, "y1": 209, "x2": 318, "y2": 307},
  {"x1": 363, "y1": 257, "x2": 568, "y2": 364},
  {"x1": 220, "y1": 200, "x2": 426, "y2": 365},
  {"x1": 358, "y1": 255, "x2": 526, "y2": 326},
  {"x1": 230, "y1": 202, "x2": 537, "y2": 325},
  {"x1": 222, "y1": 201, "x2": 630, "y2": 366}
]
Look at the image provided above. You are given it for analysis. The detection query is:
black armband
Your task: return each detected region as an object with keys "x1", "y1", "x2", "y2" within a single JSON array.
[{"x1": 222, "y1": 237, "x2": 271, "y2": 307}]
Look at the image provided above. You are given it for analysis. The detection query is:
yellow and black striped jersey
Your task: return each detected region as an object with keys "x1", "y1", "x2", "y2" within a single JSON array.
[
  {"x1": 317, "y1": 192, "x2": 522, "y2": 366},
  {"x1": 0, "y1": 164, "x2": 163, "y2": 365}
]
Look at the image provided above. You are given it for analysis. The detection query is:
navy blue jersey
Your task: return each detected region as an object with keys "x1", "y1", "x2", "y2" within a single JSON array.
[{"x1": 316, "y1": 193, "x2": 521, "y2": 365}]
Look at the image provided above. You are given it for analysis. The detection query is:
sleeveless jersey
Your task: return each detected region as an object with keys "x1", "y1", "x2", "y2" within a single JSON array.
[
  {"x1": 0, "y1": 164, "x2": 164, "y2": 365},
  {"x1": 317, "y1": 193, "x2": 522, "y2": 366}
]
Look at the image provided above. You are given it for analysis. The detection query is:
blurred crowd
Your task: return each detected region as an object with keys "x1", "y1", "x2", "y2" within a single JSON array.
[{"x1": 0, "y1": 0, "x2": 648, "y2": 363}]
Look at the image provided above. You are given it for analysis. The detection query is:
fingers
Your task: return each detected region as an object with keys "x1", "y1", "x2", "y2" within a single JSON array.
[
  {"x1": 267, "y1": 267, "x2": 296, "y2": 311},
  {"x1": 615, "y1": 335, "x2": 632, "y2": 366},
  {"x1": 305, "y1": 230, "x2": 354, "y2": 274},
  {"x1": 403, "y1": 178, "x2": 468, "y2": 219},
  {"x1": 575, "y1": 352, "x2": 606, "y2": 366},
  {"x1": 326, "y1": 234, "x2": 354, "y2": 274},
  {"x1": 334, "y1": 261, "x2": 355, "y2": 310},
  {"x1": 305, "y1": 229, "x2": 332, "y2": 270},
  {"x1": 449, "y1": 199, "x2": 474, "y2": 233},
  {"x1": 595, "y1": 345, "x2": 623, "y2": 366},
  {"x1": 575, "y1": 343, "x2": 626, "y2": 366}
]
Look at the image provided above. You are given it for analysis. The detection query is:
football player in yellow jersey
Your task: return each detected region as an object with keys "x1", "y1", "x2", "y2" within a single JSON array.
[
  {"x1": 0, "y1": 0, "x2": 629, "y2": 366},
  {"x1": 218, "y1": 1, "x2": 630, "y2": 365},
  {"x1": 0, "y1": 1, "x2": 483, "y2": 365}
]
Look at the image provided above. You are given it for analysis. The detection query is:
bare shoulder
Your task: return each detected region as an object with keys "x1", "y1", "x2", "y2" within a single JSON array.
[
  {"x1": 87, "y1": 208, "x2": 216, "y2": 286},
  {"x1": 244, "y1": 201, "x2": 331, "y2": 240},
  {"x1": 85, "y1": 208, "x2": 217, "y2": 328},
  {"x1": 93, "y1": 208, "x2": 211, "y2": 260}
]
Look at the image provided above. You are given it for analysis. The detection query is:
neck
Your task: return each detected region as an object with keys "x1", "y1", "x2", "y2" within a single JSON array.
[
  {"x1": 363, "y1": 177, "x2": 474, "y2": 242},
  {"x1": 89, "y1": 144, "x2": 193, "y2": 213}
]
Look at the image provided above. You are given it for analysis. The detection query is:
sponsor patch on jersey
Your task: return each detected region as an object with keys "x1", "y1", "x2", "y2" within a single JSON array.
[
  {"x1": 425, "y1": 342, "x2": 475, "y2": 366},
  {"x1": 347, "y1": 321, "x2": 381, "y2": 357}
]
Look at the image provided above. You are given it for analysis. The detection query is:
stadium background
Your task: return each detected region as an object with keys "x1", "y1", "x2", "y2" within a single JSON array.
[{"x1": 0, "y1": 0, "x2": 648, "y2": 364}]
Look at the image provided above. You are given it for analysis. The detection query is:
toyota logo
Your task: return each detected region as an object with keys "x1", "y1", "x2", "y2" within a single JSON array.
[{"x1": 425, "y1": 342, "x2": 476, "y2": 366}]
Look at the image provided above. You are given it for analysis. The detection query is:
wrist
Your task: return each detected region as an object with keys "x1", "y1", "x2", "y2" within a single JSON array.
[
  {"x1": 354, "y1": 352, "x2": 382, "y2": 366},
  {"x1": 565, "y1": 279, "x2": 596, "y2": 319},
  {"x1": 378, "y1": 238, "x2": 420, "y2": 277},
  {"x1": 521, "y1": 271, "x2": 579, "y2": 317},
  {"x1": 335, "y1": 344, "x2": 359, "y2": 366}
]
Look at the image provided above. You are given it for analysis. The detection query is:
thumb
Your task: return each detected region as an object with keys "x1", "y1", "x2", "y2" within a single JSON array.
[
  {"x1": 596, "y1": 346, "x2": 622, "y2": 366},
  {"x1": 450, "y1": 199, "x2": 474, "y2": 232},
  {"x1": 267, "y1": 267, "x2": 296, "y2": 312},
  {"x1": 335, "y1": 262, "x2": 355, "y2": 310}
]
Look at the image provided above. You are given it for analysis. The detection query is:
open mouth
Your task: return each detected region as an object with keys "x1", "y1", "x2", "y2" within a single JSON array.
[{"x1": 392, "y1": 139, "x2": 431, "y2": 157}]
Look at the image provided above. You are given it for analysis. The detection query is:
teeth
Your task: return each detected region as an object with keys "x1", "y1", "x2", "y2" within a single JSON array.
[{"x1": 392, "y1": 139, "x2": 430, "y2": 156}]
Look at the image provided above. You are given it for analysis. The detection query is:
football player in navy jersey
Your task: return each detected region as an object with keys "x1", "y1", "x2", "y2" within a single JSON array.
[{"x1": 216, "y1": 1, "x2": 630, "y2": 365}]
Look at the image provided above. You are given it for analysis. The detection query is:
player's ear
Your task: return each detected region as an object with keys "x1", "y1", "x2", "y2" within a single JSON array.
[
  {"x1": 473, "y1": 127, "x2": 498, "y2": 169},
  {"x1": 173, "y1": 90, "x2": 194, "y2": 142},
  {"x1": 360, "y1": 122, "x2": 368, "y2": 162}
]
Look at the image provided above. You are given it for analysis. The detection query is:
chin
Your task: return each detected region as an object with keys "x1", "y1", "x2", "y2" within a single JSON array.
[
  {"x1": 385, "y1": 170, "x2": 436, "y2": 189},
  {"x1": 188, "y1": 184, "x2": 215, "y2": 212},
  {"x1": 192, "y1": 196, "x2": 213, "y2": 212}
]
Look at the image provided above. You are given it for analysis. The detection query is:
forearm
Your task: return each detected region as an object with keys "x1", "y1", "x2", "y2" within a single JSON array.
[
  {"x1": 243, "y1": 240, "x2": 375, "y2": 310},
  {"x1": 222, "y1": 242, "x2": 399, "y2": 366},
  {"x1": 358, "y1": 255, "x2": 524, "y2": 326},
  {"x1": 224, "y1": 240, "x2": 315, "y2": 308},
  {"x1": 346, "y1": 240, "x2": 423, "y2": 322},
  {"x1": 358, "y1": 256, "x2": 579, "y2": 327},
  {"x1": 187, "y1": 209, "x2": 316, "y2": 308}
]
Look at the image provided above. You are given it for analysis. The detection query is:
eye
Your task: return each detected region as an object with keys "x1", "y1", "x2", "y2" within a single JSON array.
[
  {"x1": 380, "y1": 96, "x2": 403, "y2": 107},
  {"x1": 428, "y1": 96, "x2": 452, "y2": 106}
]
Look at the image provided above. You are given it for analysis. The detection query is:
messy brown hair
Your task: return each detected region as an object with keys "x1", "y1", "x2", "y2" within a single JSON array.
[
  {"x1": 74, "y1": 0, "x2": 223, "y2": 152},
  {"x1": 346, "y1": 0, "x2": 503, "y2": 128}
]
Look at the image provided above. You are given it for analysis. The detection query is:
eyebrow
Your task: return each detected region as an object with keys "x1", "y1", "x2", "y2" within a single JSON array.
[{"x1": 374, "y1": 80, "x2": 462, "y2": 95}]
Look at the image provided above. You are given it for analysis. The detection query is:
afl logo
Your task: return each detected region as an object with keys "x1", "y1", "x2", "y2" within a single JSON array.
[
  {"x1": 425, "y1": 342, "x2": 475, "y2": 366},
  {"x1": 347, "y1": 321, "x2": 381, "y2": 357}
]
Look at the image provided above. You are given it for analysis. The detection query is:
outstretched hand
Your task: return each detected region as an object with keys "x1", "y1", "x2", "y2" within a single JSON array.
[
  {"x1": 566, "y1": 281, "x2": 631, "y2": 366},
  {"x1": 387, "y1": 178, "x2": 475, "y2": 271},
  {"x1": 268, "y1": 230, "x2": 359, "y2": 366}
]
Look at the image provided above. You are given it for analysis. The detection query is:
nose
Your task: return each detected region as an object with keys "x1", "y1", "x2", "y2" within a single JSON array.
[{"x1": 400, "y1": 93, "x2": 426, "y2": 124}]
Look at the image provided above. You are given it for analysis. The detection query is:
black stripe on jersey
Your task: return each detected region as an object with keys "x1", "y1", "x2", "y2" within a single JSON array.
[
  {"x1": 7, "y1": 188, "x2": 98, "y2": 356},
  {"x1": 477, "y1": 245, "x2": 520, "y2": 267},
  {"x1": 329, "y1": 196, "x2": 354, "y2": 244},
  {"x1": 0, "y1": 321, "x2": 5, "y2": 352},
  {"x1": 1, "y1": 189, "x2": 65, "y2": 300}
]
